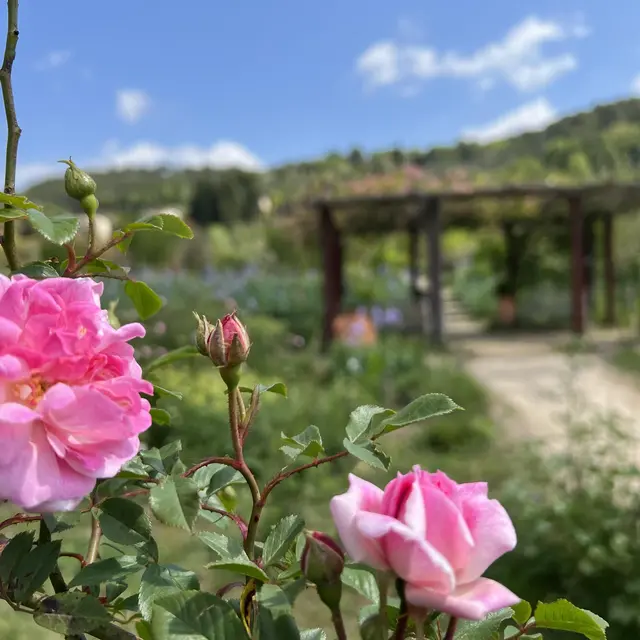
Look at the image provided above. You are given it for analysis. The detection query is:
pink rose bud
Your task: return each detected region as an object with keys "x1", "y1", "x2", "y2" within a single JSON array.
[
  {"x1": 207, "y1": 313, "x2": 250, "y2": 368},
  {"x1": 330, "y1": 467, "x2": 520, "y2": 621},
  {"x1": 301, "y1": 531, "x2": 345, "y2": 611}
]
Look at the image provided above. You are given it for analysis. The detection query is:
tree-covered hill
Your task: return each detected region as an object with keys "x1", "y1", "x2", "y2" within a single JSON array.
[{"x1": 26, "y1": 98, "x2": 640, "y2": 222}]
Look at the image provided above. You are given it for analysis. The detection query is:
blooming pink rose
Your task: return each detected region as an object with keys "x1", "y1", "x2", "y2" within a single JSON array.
[
  {"x1": 330, "y1": 467, "x2": 519, "y2": 620},
  {"x1": 0, "y1": 275, "x2": 153, "y2": 512}
]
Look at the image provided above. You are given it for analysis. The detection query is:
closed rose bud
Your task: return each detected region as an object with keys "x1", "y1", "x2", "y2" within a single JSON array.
[
  {"x1": 59, "y1": 158, "x2": 97, "y2": 202},
  {"x1": 207, "y1": 313, "x2": 250, "y2": 368},
  {"x1": 301, "y1": 531, "x2": 344, "y2": 611},
  {"x1": 193, "y1": 312, "x2": 213, "y2": 357}
]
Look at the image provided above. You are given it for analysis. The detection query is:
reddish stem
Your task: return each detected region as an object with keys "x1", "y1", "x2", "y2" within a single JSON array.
[
  {"x1": 60, "y1": 552, "x2": 86, "y2": 567},
  {"x1": 201, "y1": 504, "x2": 248, "y2": 539},
  {"x1": 183, "y1": 456, "x2": 243, "y2": 478},
  {"x1": 0, "y1": 513, "x2": 41, "y2": 531},
  {"x1": 69, "y1": 231, "x2": 132, "y2": 275}
]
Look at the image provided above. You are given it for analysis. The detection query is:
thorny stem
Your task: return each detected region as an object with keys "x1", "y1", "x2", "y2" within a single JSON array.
[
  {"x1": 228, "y1": 386, "x2": 261, "y2": 557},
  {"x1": 393, "y1": 580, "x2": 410, "y2": 640},
  {"x1": 240, "y1": 387, "x2": 260, "y2": 445},
  {"x1": 331, "y1": 609, "x2": 348, "y2": 640},
  {"x1": 0, "y1": 0, "x2": 21, "y2": 271},
  {"x1": 87, "y1": 214, "x2": 96, "y2": 255},
  {"x1": 443, "y1": 617, "x2": 458, "y2": 640},
  {"x1": 86, "y1": 489, "x2": 102, "y2": 565},
  {"x1": 0, "y1": 513, "x2": 41, "y2": 531},
  {"x1": 201, "y1": 504, "x2": 248, "y2": 539},
  {"x1": 63, "y1": 243, "x2": 77, "y2": 274},
  {"x1": 69, "y1": 231, "x2": 132, "y2": 275}
]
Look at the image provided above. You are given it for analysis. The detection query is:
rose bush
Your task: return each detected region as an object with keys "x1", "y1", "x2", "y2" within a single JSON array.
[{"x1": 0, "y1": 275, "x2": 152, "y2": 511}]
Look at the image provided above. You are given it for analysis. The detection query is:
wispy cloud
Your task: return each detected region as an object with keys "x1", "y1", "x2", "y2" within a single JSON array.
[
  {"x1": 356, "y1": 15, "x2": 588, "y2": 95},
  {"x1": 632, "y1": 74, "x2": 640, "y2": 95},
  {"x1": 34, "y1": 50, "x2": 71, "y2": 71},
  {"x1": 461, "y1": 98, "x2": 558, "y2": 143},
  {"x1": 17, "y1": 140, "x2": 264, "y2": 190},
  {"x1": 116, "y1": 89, "x2": 151, "y2": 124}
]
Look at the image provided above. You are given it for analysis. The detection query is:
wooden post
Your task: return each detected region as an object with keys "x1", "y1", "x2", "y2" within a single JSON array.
[
  {"x1": 603, "y1": 212, "x2": 616, "y2": 326},
  {"x1": 425, "y1": 197, "x2": 443, "y2": 344},
  {"x1": 583, "y1": 214, "x2": 595, "y2": 318},
  {"x1": 318, "y1": 204, "x2": 343, "y2": 351},
  {"x1": 569, "y1": 196, "x2": 585, "y2": 335}
]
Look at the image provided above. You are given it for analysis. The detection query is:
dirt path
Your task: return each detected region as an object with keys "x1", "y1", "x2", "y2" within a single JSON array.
[{"x1": 444, "y1": 295, "x2": 640, "y2": 460}]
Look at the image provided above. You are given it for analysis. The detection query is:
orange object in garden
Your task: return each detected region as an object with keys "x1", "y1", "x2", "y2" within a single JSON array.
[{"x1": 332, "y1": 311, "x2": 378, "y2": 346}]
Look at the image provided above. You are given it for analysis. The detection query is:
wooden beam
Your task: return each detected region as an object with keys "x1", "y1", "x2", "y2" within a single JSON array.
[
  {"x1": 603, "y1": 213, "x2": 616, "y2": 325},
  {"x1": 319, "y1": 204, "x2": 343, "y2": 351},
  {"x1": 425, "y1": 197, "x2": 443, "y2": 344},
  {"x1": 569, "y1": 196, "x2": 585, "y2": 335}
]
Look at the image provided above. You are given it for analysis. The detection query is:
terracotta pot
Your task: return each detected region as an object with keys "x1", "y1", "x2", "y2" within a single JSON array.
[{"x1": 498, "y1": 295, "x2": 516, "y2": 325}]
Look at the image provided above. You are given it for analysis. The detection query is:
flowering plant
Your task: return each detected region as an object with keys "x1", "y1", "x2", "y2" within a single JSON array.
[{"x1": 0, "y1": 2, "x2": 609, "y2": 639}]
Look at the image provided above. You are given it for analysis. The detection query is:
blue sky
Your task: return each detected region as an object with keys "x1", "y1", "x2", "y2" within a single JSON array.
[{"x1": 11, "y1": 0, "x2": 640, "y2": 187}]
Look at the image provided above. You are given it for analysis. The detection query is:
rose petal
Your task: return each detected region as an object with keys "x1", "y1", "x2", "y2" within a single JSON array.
[
  {"x1": 404, "y1": 577, "x2": 521, "y2": 620},
  {"x1": 355, "y1": 511, "x2": 455, "y2": 591},
  {"x1": 457, "y1": 497, "x2": 517, "y2": 584},
  {"x1": 330, "y1": 475, "x2": 387, "y2": 570},
  {"x1": 0, "y1": 402, "x2": 36, "y2": 465}
]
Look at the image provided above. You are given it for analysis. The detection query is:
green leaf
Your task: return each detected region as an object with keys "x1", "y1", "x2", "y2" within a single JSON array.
[
  {"x1": 0, "y1": 531, "x2": 34, "y2": 584},
  {"x1": 33, "y1": 593, "x2": 112, "y2": 636},
  {"x1": 11, "y1": 261, "x2": 60, "y2": 279},
  {"x1": 345, "y1": 405, "x2": 395, "y2": 443},
  {"x1": 150, "y1": 408, "x2": 172, "y2": 425},
  {"x1": 13, "y1": 541, "x2": 62, "y2": 602},
  {"x1": 150, "y1": 476, "x2": 200, "y2": 531},
  {"x1": 43, "y1": 512, "x2": 81, "y2": 534},
  {"x1": 262, "y1": 515, "x2": 305, "y2": 568},
  {"x1": 83, "y1": 258, "x2": 130, "y2": 278},
  {"x1": 139, "y1": 564, "x2": 200, "y2": 622},
  {"x1": 454, "y1": 608, "x2": 515, "y2": 640},
  {"x1": 158, "y1": 440, "x2": 184, "y2": 474},
  {"x1": 534, "y1": 599, "x2": 608, "y2": 640},
  {"x1": 300, "y1": 630, "x2": 327, "y2": 640},
  {"x1": 342, "y1": 438, "x2": 391, "y2": 470},
  {"x1": 144, "y1": 345, "x2": 200, "y2": 376},
  {"x1": 0, "y1": 192, "x2": 42, "y2": 211},
  {"x1": 194, "y1": 464, "x2": 244, "y2": 496},
  {"x1": 198, "y1": 531, "x2": 269, "y2": 582},
  {"x1": 136, "y1": 620, "x2": 154, "y2": 640},
  {"x1": 376, "y1": 394, "x2": 461, "y2": 438},
  {"x1": 342, "y1": 566, "x2": 380, "y2": 603},
  {"x1": 255, "y1": 584, "x2": 300, "y2": 640},
  {"x1": 151, "y1": 590, "x2": 248, "y2": 639},
  {"x1": 97, "y1": 497, "x2": 157, "y2": 560},
  {"x1": 114, "y1": 231, "x2": 134, "y2": 254},
  {"x1": 512, "y1": 600, "x2": 532, "y2": 626},
  {"x1": 0, "y1": 208, "x2": 28, "y2": 221},
  {"x1": 140, "y1": 448, "x2": 168, "y2": 476},
  {"x1": 280, "y1": 425, "x2": 325, "y2": 460},
  {"x1": 124, "y1": 280, "x2": 163, "y2": 320},
  {"x1": 280, "y1": 576, "x2": 307, "y2": 604},
  {"x1": 256, "y1": 382, "x2": 288, "y2": 397},
  {"x1": 68, "y1": 555, "x2": 144, "y2": 588},
  {"x1": 26, "y1": 209, "x2": 80, "y2": 245},
  {"x1": 125, "y1": 213, "x2": 194, "y2": 239},
  {"x1": 153, "y1": 384, "x2": 183, "y2": 401}
]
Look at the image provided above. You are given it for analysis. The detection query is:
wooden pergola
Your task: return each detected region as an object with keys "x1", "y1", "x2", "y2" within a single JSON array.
[{"x1": 313, "y1": 181, "x2": 640, "y2": 350}]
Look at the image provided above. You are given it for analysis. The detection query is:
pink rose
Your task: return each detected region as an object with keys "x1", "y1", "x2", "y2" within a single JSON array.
[
  {"x1": 0, "y1": 275, "x2": 153, "y2": 512},
  {"x1": 330, "y1": 467, "x2": 519, "y2": 620}
]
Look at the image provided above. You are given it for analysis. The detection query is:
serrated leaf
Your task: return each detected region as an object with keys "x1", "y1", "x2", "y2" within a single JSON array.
[
  {"x1": 33, "y1": 592, "x2": 112, "y2": 636},
  {"x1": 136, "y1": 619, "x2": 154, "y2": 640},
  {"x1": 262, "y1": 515, "x2": 305, "y2": 568},
  {"x1": 139, "y1": 564, "x2": 200, "y2": 622},
  {"x1": 43, "y1": 512, "x2": 81, "y2": 535},
  {"x1": 0, "y1": 531, "x2": 34, "y2": 583},
  {"x1": 11, "y1": 261, "x2": 60, "y2": 279},
  {"x1": 255, "y1": 584, "x2": 300, "y2": 639},
  {"x1": 124, "y1": 213, "x2": 193, "y2": 239},
  {"x1": 256, "y1": 382, "x2": 288, "y2": 397},
  {"x1": 534, "y1": 599, "x2": 608, "y2": 640},
  {"x1": 512, "y1": 600, "x2": 532, "y2": 626},
  {"x1": 124, "y1": 280, "x2": 163, "y2": 320},
  {"x1": 97, "y1": 498, "x2": 152, "y2": 545},
  {"x1": 152, "y1": 384, "x2": 183, "y2": 401},
  {"x1": 150, "y1": 408, "x2": 171, "y2": 425},
  {"x1": 454, "y1": 607, "x2": 515, "y2": 640},
  {"x1": 0, "y1": 192, "x2": 42, "y2": 210},
  {"x1": 151, "y1": 590, "x2": 248, "y2": 639},
  {"x1": 0, "y1": 208, "x2": 28, "y2": 221},
  {"x1": 13, "y1": 541, "x2": 62, "y2": 602},
  {"x1": 197, "y1": 464, "x2": 244, "y2": 496},
  {"x1": 198, "y1": 531, "x2": 269, "y2": 582},
  {"x1": 280, "y1": 425, "x2": 324, "y2": 460},
  {"x1": 114, "y1": 231, "x2": 134, "y2": 254},
  {"x1": 342, "y1": 438, "x2": 390, "y2": 470},
  {"x1": 68, "y1": 555, "x2": 143, "y2": 588},
  {"x1": 26, "y1": 209, "x2": 80, "y2": 244},
  {"x1": 342, "y1": 566, "x2": 380, "y2": 603},
  {"x1": 150, "y1": 476, "x2": 200, "y2": 531},
  {"x1": 376, "y1": 393, "x2": 461, "y2": 438},
  {"x1": 345, "y1": 405, "x2": 395, "y2": 443},
  {"x1": 158, "y1": 440, "x2": 183, "y2": 474},
  {"x1": 144, "y1": 345, "x2": 200, "y2": 375}
]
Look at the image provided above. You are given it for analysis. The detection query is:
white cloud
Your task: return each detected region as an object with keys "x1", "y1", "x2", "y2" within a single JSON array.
[
  {"x1": 34, "y1": 50, "x2": 71, "y2": 71},
  {"x1": 461, "y1": 98, "x2": 558, "y2": 143},
  {"x1": 356, "y1": 15, "x2": 587, "y2": 94},
  {"x1": 116, "y1": 89, "x2": 151, "y2": 124},
  {"x1": 16, "y1": 140, "x2": 264, "y2": 190},
  {"x1": 632, "y1": 74, "x2": 640, "y2": 95}
]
